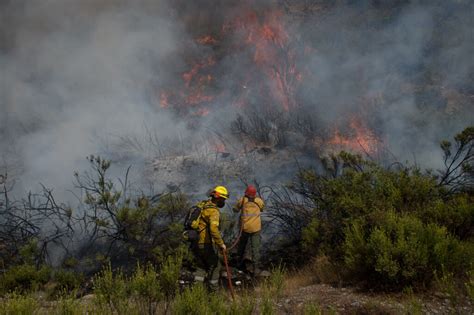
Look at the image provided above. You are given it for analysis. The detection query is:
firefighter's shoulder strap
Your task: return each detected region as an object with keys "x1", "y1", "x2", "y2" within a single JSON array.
[
  {"x1": 240, "y1": 196, "x2": 263, "y2": 210},
  {"x1": 186, "y1": 201, "x2": 214, "y2": 229},
  {"x1": 199, "y1": 202, "x2": 217, "y2": 223}
]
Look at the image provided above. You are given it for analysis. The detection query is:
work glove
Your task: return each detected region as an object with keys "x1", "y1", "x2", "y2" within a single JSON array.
[{"x1": 220, "y1": 244, "x2": 227, "y2": 252}]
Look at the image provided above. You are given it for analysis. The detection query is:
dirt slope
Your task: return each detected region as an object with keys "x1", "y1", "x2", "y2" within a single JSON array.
[{"x1": 274, "y1": 283, "x2": 473, "y2": 314}]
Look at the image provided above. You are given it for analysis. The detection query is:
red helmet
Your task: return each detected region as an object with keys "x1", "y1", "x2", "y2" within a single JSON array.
[{"x1": 245, "y1": 185, "x2": 257, "y2": 198}]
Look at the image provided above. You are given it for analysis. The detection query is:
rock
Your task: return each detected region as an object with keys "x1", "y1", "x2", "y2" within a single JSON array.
[
  {"x1": 434, "y1": 291, "x2": 447, "y2": 299},
  {"x1": 81, "y1": 294, "x2": 95, "y2": 301},
  {"x1": 258, "y1": 270, "x2": 271, "y2": 277}
]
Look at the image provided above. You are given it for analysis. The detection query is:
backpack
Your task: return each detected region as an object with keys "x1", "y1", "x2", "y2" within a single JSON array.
[{"x1": 182, "y1": 202, "x2": 211, "y2": 242}]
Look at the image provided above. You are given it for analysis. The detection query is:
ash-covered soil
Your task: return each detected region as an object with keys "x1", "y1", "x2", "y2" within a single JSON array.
[{"x1": 147, "y1": 144, "x2": 318, "y2": 196}]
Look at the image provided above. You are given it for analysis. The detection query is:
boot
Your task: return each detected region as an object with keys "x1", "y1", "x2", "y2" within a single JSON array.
[
  {"x1": 252, "y1": 263, "x2": 261, "y2": 277},
  {"x1": 208, "y1": 279, "x2": 219, "y2": 292}
]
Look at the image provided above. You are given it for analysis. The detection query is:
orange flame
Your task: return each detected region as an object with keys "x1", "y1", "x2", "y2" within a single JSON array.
[
  {"x1": 159, "y1": 7, "x2": 302, "y2": 114},
  {"x1": 327, "y1": 118, "x2": 381, "y2": 155},
  {"x1": 238, "y1": 10, "x2": 297, "y2": 111},
  {"x1": 160, "y1": 92, "x2": 170, "y2": 108},
  {"x1": 194, "y1": 107, "x2": 210, "y2": 117},
  {"x1": 185, "y1": 91, "x2": 214, "y2": 105},
  {"x1": 212, "y1": 142, "x2": 226, "y2": 153},
  {"x1": 196, "y1": 35, "x2": 218, "y2": 45},
  {"x1": 182, "y1": 57, "x2": 215, "y2": 88}
]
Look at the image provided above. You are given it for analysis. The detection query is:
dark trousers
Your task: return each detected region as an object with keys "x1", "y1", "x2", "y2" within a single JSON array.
[
  {"x1": 192, "y1": 243, "x2": 221, "y2": 290},
  {"x1": 237, "y1": 231, "x2": 261, "y2": 271}
]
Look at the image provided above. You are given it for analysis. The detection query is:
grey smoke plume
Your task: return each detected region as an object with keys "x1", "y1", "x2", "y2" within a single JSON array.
[
  {"x1": 1, "y1": 0, "x2": 190, "y2": 196},
  {"x1": 1, "y1": 0, "x2": 473, "y2": 199}
]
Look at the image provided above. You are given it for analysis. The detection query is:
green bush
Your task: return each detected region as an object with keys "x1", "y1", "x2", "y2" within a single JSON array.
[
  {"x1": 129, "y1": 262, "x2": 162, "y2": 314},
  {"x1": 260, "y1": 294, "x2": 275, "y2": 315},
  {"x1": 159, "y1": 252, "x2": 183, "y2": 300},
  {"x1": 343, "y1": 211, "x2": 473, "y2": 288},
  {"x1": 172, "y1": 283, "x2": 256, "y2": 315},
  {"x1": 92, "y1": 263, "x2": 128, "y2": 313},
  {"x1": 265, "y1": 265, "x2": 286, "y2": 300},
  {"x1": 54, "y1": 290, "x2": 83, "y2": 315},
  {"x1": 258, "y1": 266, "x2": 286, "y2": 315},
  {"x1": 296, "y1": 147, "x2": 474, "y2": 290},
  {"x1": 0, "y1": 264, "x2": 51, "y2": 294},
  {"x1": 74, "y1": 156, "x2": 190, "y2": 266},
  {"x1": 227, "y1": 293, "x2": 255, "y2": 315},
  {"x1": 303, "y1": 302, "x2": 322, "y2": 315},
  {"x1": 171, "y1": 284, "x2": 223, "y2": 315},
  {"x1": 0, "y1": 293, "x2": 38, "y2": 315},
  {"x1": 52, "y1": 270, "x2": 84, "y2": 293},
  {"x1": 420, "y1": 194, "x2": 474, "y2": 240}
]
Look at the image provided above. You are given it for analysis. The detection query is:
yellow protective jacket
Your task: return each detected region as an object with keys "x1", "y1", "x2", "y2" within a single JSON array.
[
  {"x1": 197, "y1": 200, "x2": 224, "y2": 246},
  {"x1": 233, "y1": 197, "x2": 264, "y2": 233}
]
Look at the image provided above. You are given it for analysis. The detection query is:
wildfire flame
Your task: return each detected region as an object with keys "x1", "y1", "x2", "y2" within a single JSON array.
[
  {"x1": 158, "y1": 6, "x2": 301, "y2": 115},
  {"x1": 158, "y1": 4, "x2": 383, "y2": 155},
  {"x1": 182, "y1": 57, "x2": 215, "y2": 88},
  {"x1": 212, "y1": 142, "x2": 226, "y2": 153},
  {"x1": 327, "y1": 118, "x2": 382, "y2": 155},
  {"x1": 159, "y1": 92, "x2": 170, "y2": 109},
  {"x1": 223, "y1": 9, "x2": 300, "y2": 111}
]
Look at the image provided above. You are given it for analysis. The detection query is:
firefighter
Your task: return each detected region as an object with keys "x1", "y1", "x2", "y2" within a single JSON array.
[
  {"x1": 192, "y1": 185, "x2": 228, "y2": 291},
  {"x1": 233, "y1": 185, "x2": 265, "y2": 275}
]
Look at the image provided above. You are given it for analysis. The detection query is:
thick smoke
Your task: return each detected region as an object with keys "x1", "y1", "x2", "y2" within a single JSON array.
[
  {"x1": 1, "y1": 0, "x2": 473, "y2": 200},
  {"x1": 1, "y1": 0, "x2": 191, "y2": 197}
]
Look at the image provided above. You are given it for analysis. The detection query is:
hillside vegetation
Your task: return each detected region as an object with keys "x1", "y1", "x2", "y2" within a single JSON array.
[{"x1": 1, "y1": 127, "x2": 473, "y2": 314}]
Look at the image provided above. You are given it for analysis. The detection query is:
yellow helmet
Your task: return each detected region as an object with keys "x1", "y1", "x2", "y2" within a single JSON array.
[{"x1": 210, "y1": 185, "x2": 229, "y2": 199}]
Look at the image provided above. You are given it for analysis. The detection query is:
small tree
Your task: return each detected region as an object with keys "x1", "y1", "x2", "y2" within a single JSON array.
[
  {"x1": 74, "y1": 155, "x2": 189, "y2": 266},
  {"x1": 438, "y1": 126, "x2": 474, "y2": 194}
]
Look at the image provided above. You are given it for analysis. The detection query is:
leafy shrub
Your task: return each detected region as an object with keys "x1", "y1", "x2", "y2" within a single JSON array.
[
  {"x1": 172, "y1": 283, "x2": 257, "y2": 315},
  {"x1": 90, "y1": 256, "x2": 187, "y2": 314},
  {"x1": 0, "y1": 264, "x2": 51, "y2": 294},
  {"x1": 419, "y1": 193, "x2": 474, "y2": 240},
  {"x1": 294, "y1": 130, "x2": 474, "y2": 290},
  {"x1": 303, "y1": 302, "x2": 322, "y2": 315},
  {"x1": 343, "y1": 212, "x2": 473, "y2": 288},
  {"x1": 129, "y1": 262, "x2": 162, "y2": 315},
  {"x1": 258, "y1": 266, "x2": 286, "y2": 315},
  {"x1": 260, "y1": 293, "x2": 275, "y2": 315},
  {"x1": 159, "y1": 252, "x2": 183, "y2": 301},
  {"x1": 54, "y1": 290, "x2": 83, "y2": 315},
  {"x1": 74, "y1": 156, "x2": 190, "y2": 267},
  {"x1": 171, "y1": 284, "x2": 223, "y2": 315},
  {"x1": 266, "y1": 265, "x2": 286, "y2": 300},
  {"x1": 52, "y1": 270, "x2": 84, "y2": 294},
  {"x1": 92, "y1": 263, "x2": 128, "y2": 313},
  {"x1": 0, "y1": 293, "x2": 38, "y2": 315},
  {"x1": 228, "y1": 293, "x2": 255, "y2": 315}
]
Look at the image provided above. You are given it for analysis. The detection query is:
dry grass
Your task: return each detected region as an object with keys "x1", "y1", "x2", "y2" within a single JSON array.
[
  {"x1": 284, "y1": 255, "x2": 341, "y2": 295},
  {"x1": 284, "y1": 268, "x2": 317, "y2": 295}
]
